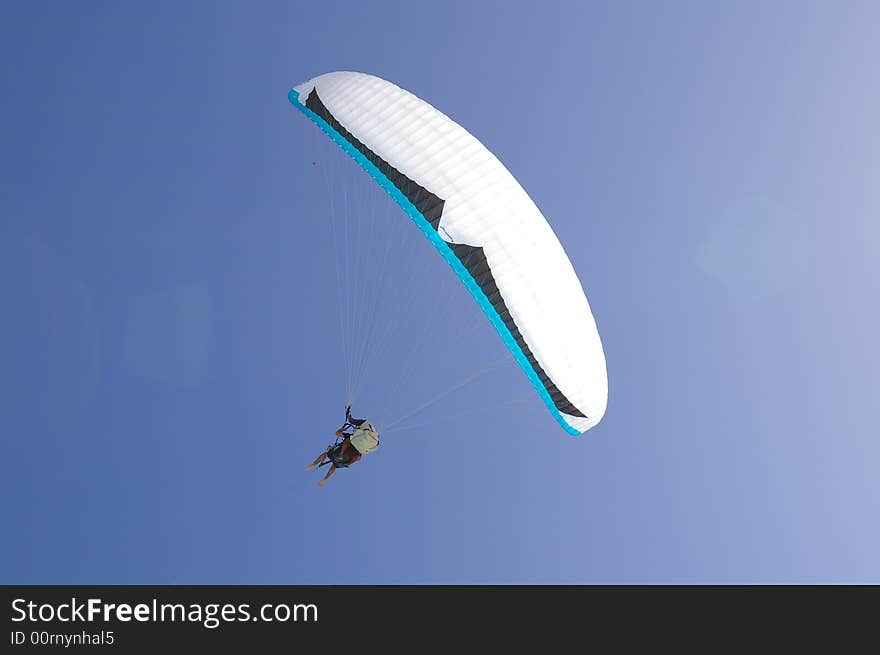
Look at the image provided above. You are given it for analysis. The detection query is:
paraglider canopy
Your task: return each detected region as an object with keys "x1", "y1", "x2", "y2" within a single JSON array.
[{"x1": 289, "y1": 72, "x2": 607, "y2": 435}]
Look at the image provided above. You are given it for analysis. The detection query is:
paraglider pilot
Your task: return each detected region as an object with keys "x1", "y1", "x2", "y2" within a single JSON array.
[{"x1": 305, "y1": 406, "x2": 380, "y2": 487}]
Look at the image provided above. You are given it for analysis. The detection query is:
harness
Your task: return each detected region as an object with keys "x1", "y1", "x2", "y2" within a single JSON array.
[{"x1": 319, "y1": 419, "x2": 357, "y2": 469}]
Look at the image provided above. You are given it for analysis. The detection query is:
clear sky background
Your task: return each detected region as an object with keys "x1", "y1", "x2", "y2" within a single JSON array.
[{"x1": 2, "y1": 1, "x2": 878, "y2": 583}]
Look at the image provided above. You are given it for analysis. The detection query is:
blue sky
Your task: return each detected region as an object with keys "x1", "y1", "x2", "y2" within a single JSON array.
[{"x1": 2, "y1": 1, "x2": 878, "y2": 583}]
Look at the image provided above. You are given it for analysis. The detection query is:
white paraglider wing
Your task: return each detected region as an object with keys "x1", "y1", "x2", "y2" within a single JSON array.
[{"x1": 289, "y1": 71, "x2": 607, "y2": 434}]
